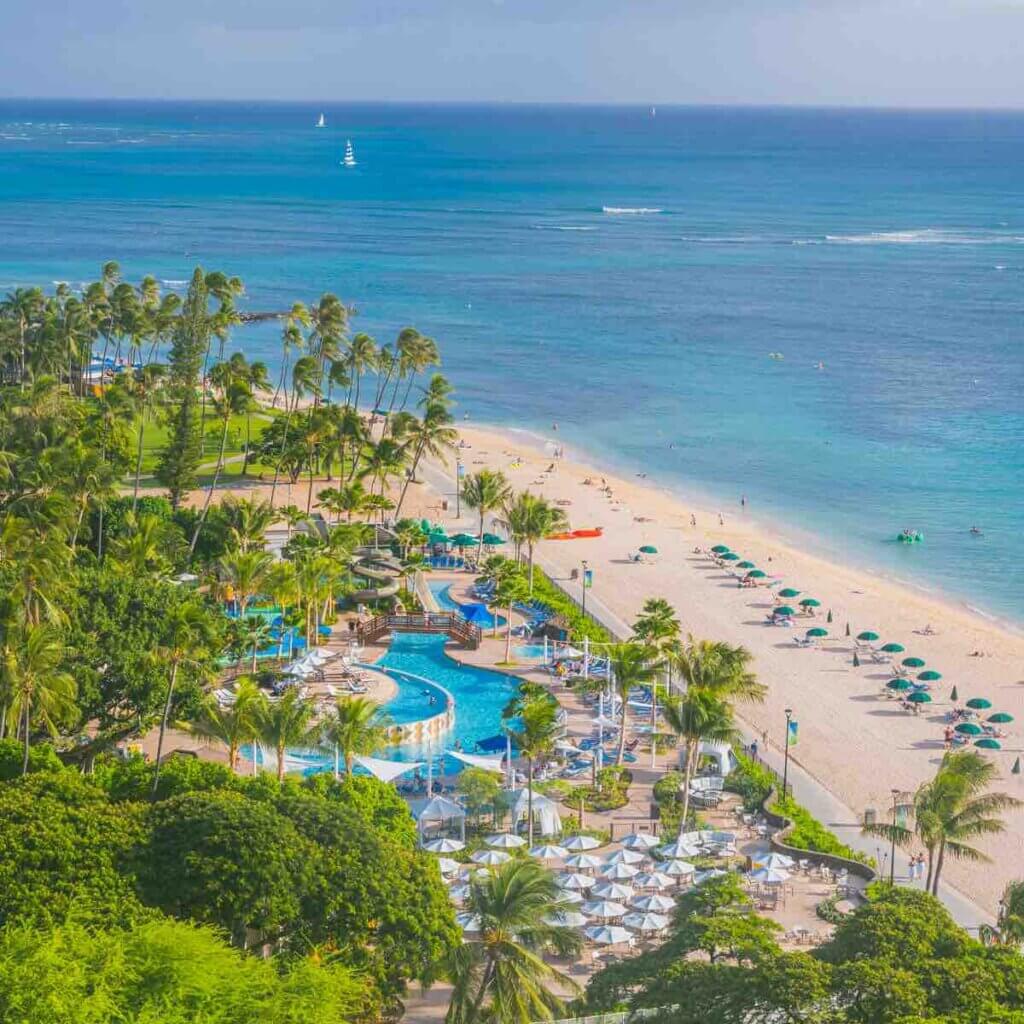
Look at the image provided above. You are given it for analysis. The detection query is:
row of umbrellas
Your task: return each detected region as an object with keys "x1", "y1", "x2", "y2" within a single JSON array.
[{"x1": 422, "y1": 526, "x2": 506, "y2": 547}]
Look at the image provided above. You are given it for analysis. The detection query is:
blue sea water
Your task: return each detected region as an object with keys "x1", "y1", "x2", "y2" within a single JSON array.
[{"x1": 1, "y1": 100, "x2": 1022, "y2": 620}]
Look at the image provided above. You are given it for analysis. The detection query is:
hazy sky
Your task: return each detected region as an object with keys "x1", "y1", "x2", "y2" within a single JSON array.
[{"x1": 4, "y1": 0, "x2": 1024, "y2": 107}]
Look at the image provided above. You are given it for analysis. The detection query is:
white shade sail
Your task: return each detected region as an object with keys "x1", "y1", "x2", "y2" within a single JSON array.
[
  {"x1": 355, "y1": 755, "x2": 425, "y2": 784},
  {"x1": 448, "y1": 750, "x2": 506, "y2": 773}
]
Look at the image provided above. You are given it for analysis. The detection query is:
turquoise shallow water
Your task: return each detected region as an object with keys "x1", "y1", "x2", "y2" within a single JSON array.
[
  {"x1": 429, "y1": 580, "x2": 507, "y2": 628},
  {"x1": 2, "y1": 101, "x2": 1022, "y2": 619}
]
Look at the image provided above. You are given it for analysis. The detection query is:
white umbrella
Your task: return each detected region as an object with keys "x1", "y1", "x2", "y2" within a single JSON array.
[
  {"x1": 555, "y1": 740, "x2": 585, "y2": 755},
  {"x1": 562, "y1": 835, "x2": 602, "y2": 852},
  {"x1": 544, "y1": 910, "x2": 589, "y2": 928},
  {"x1": 581, "y1": 899, "x2": 628, "y2": 919},
  {"x1": 754, "y1": 853, "x2": 795, "y2": 870},
  {"x1": 658, "y1": 838, "x2": 702, "y2": 859},
  {"x1": 552, "y1": 646, "x2": 583, "y2": 660},
  {"x1": 449, "y1": 884, "x2": 471, "y2": 900},
  {"x1": 557, "y1": 872, "x2": 596, "y2": 890},
  {"x1": 585, "y1": 925, "x2": 634, "y2": 946},
  {"x1": 605, "y1": 848, "x2": 646, "y2": 866},
  {"x1": 529, "y1": 843, "x2": 568, "y2": 860},
  {"x1": 622, "y1": 911, "x2": 669, "y2": 933},
  {"x1": 472, "y1": 849, "x2": 511, "y2": 866},
  {"x1": 633, "y1": 871, "x2": 674, "y2": 890},
  {"x1": 565, "y1": 853, "x2": 604, "y2": 871},
  {"x1": 592, "y1": 881, "x2": 634, "y2": 900},
  {"x1": 486, "y1": 833, "x2": 527, "y2": 849},
  {"x1": 457, "y1": 913, "x2": 482, "y2": 932},
  {"x1": 631, "y1": 893, "x2": 676, "y2": 912},
  {"x1": 602, "y1": 862, "x2": 639, "y2": 881},
  {"x1": 438, "y1": 858, "x2": 461, "y2": 875},
  {"x1": 695, "y1": 869, "x2": 727, "y2": 886},
  {"x1": 556, "y1": 888, "x2": 585, "y2": 905},
  {"x1": 749, "y1": 866, "x2": 790, "y2": 885},
  {"x1": 662, "y1": 859, "x2": 696, "y2": 877},
  {"x1": 621, "y1": 832, "x2": 661, "y2": 851},
  {"x1": 423, "y1": 837, "x2": 465, "y2": 854}
]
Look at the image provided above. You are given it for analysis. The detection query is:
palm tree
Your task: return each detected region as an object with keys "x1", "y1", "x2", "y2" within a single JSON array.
[
  {"x1": 986, "y1": 880, "x2": 1024, "y2": 947},
  {"x1": 256, "y1": 688, "x2": 319, "y2": 782},
  {"x1": 497, "y1": 493, "x2": 567, "y2": 594},
  {"x1": 184, "y1": 677, "x2": 262, "y2": 772},
  {"x1": 393, "y1": 401, "x2": 459, "y2": 517},
  {"x1": 509, "y1": 699, "x2": 559, "y2": 847},
  {"x1": 216, "y1": 550, "x2": 275, "y2": 618},
  {"x1": 320, "y1": 696, "x2": 393, "y2": 779},
  {"x1": 269, "y1": 354, "x2": 321, "y2": 507},
  {"x1": 495, "y1": 571, "x2": 530, "y2": 663},
  {"x1": 6, "y1": 624, "x2": 76, "y2": 774},
  {"x1": 670, "y1": 636, "x2": 765, "y2": 705},
  {"x1": 277, "y1": 504, "x2": 308, "y2": 541},
  {"x1": 344, "y1": 332, "x2": 378, "y2": 413},
  {"x1": 445, "y1": 858, "x2": 580, "y2": 1024},
  {"x1": 606, "y1": 643, "x2": 659, "y2": 764},
  {"x1": 661, "y1": 689, "x2": 739, "y2": 827},
  {"x1": 240, "y1": 618, "x2": 274, "y2": 672},
  {"x1": 221, "y1": 495, "x2": 277, "y2": 553},
  {"x1": 125, "y1": 363, "x2": 167, "y2": 512},
  {"x1": 632, "y1": 597, "x2": 681, "y2": 691},
  {"x1": 109, "y1": 513, "x2": 173, "y2": 577},
  {"x1": 461, "y1": 470, "x2": 512, "y2": 568},
  {"x1": 271, "y1": 302, "x2": 311, "y2": 411}
]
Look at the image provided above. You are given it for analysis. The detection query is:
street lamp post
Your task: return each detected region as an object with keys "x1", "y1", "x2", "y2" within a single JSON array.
[
  {"x1": 581, "y1": 559, "x2": 589, "y2": 619},
  {"x1": 890, "y1": 788, "x2": 900, "y2": 886},
  {"x1": 782, "y1": 708, "x2": 793, "y2": 798}
]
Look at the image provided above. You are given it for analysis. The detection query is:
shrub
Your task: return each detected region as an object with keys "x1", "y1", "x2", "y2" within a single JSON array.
[
  {"x1": 578, "y1": 766, "x2": 632, "y2": 811},
  {"x1": 725, "y1": 752, "x2": 776, "y2": 812},
  {"x1": 771, "y1": 795, "x2": 874, "y2": 867}
]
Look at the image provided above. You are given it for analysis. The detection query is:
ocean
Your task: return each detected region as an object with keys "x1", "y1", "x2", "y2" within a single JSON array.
[{"x1": 1, "y1": 100, "x2": 1022, "y2": 621}]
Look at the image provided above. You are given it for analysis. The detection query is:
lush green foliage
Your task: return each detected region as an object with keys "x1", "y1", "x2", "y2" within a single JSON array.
[
  {"x1": 772, "y1": 795, "x2": 874, "y2": 867},
  {"x1": 577, "y1": 766, "x2": 632, "y2": 811},
  {"x1": 725, "y1": 751, "x2": 777, "y2": 811},
  {"x1": 529, "y1": 566, "x2": 613, "y2": 642}
]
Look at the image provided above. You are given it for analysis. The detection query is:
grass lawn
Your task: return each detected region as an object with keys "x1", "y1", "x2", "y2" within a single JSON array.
[{"x1": 134, "y1": 409, "x2": 278, "y2": 474}]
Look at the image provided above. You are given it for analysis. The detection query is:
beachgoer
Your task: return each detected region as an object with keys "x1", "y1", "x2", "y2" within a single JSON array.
[
  {"x1": 718, "y1": 513, "x2": 724, "y2": 526},
  {"x1": 750, "y1": 740, "x2": 759, "y2": 759},
  {"x1": 690, "y1": 514, "x2": 696, "y2": 527},
  {"x1": 552, "y1": 422, "x2": 558, "y2": 431},
  {"x1": 741, "y1": 495, "x2": 746, "y2": 507}
]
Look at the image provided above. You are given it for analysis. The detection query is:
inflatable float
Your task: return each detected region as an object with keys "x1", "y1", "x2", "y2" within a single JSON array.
[{"x1": 896, "y1": 531, "x2": 924, "y2": 544}]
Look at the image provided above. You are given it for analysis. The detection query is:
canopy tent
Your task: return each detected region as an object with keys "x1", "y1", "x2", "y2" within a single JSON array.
[
  {"x1": 417, "y1": 794, "x2": 467, "y2": 841},
  {"x1": 510, "y1": 789, "x2": 563, "y2": 836},
  {"x1": 354, "y1": 755, "x2": 425, "y2": 784},
  {"x1": 697, "y1": 739, "x2": 736, "y2": 776},
  {"x1": 449, "y1": 749, "x2": 506, "y2": 773}
]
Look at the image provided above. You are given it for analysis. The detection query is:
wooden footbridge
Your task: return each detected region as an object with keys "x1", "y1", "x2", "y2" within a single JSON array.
[{"x1": 356, "y1": 612, "x2": 482, "y2": 649}]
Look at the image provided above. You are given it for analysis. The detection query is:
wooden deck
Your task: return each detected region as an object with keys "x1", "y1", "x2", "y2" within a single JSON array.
[{"x1": 357, "y1": 612, "x2": 483, "y2": 649}]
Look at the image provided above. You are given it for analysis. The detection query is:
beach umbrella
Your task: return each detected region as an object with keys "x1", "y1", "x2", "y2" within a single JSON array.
[
  {"x1": 754, "y1": 853, "x2": 795, "y2": 870},
  {"x1": 471, "y1": 849, "x2": 511, "y2": 866},
  {"x1": 592, "y1": 881, "x2": 634, "y2": 900},
  {"x1": 887, "y1": 679, "x2": 911, "y2": 691},
  {"x1": 562, "y1": 834, "x2": 602, "y2": 851},
  {"x1": 749, "y1": 867, "x2": 790, "y2": 884},
  {"x1": 633, "y1": 872, "x2": 674, "y2": 891},
  {"x1": 966, "y1": 698, "x2": 992, "y2": 710},
  {"x1": 918, "y1": 670, "x2": 942, "y2": 682},
  {"x1": 800, "y1": 598, "x2": 821, "y2": 607},
  {"x1": 988, "y1": 713, "x2": 1014, "y2": 724},
  {"x1": 486, "y1": 833, "x2": 526, "y2": 849},
  {"x1": 1012, "y1": 758, "x2": 1021, "y2": 776},
  {"x1": 556, "y1": 888, "x2": 585, "y2": 904},
  {"x1": 736, "y1": 560, "x2": 756, "y2": 569},
  {"x1": 907, "y1": 691, "x2": 932, "y2": 704},
  {"x1": 658, "y1": 837, "x2": 701, "y2": 859},
  {"x1": 585, "y1": 925, "x2": 634, "y2": 946},
  {"x1": 481, "y1": 533, "x2": 505, "y2": 546},
  {"x1": 639, "y1": 545, "x2": 658, "y2": 555},
  {"x1": 602, "y1": 862, "x2": 640, "y2": 881},
  {"x1": 450, "y1": 532, "x2": 478, "y2": 547},
  {"x1": 581, "y1": 900, "x2": 628, "y2": 919},
  {"x1": 544, "y1": 910, "x2": 589, "y2": 928},
  {"x1": 564, "y1": 853, "x2": 604, "y2": 871},
  {"x1": 779, "y1": 588, "x2": 801, "y2": 598},
  {"x1": 438, "y1": 858, "x2": 462, "y2": 875},
  {"x1": 423, "y1": 837, "x2": 465, "y2": 853},
  {"x1": 806, "y1": 627, "x2": 829, "y2": 638},
  {"x1": 695, "y1": 869, "x2": 728, "y2": 886},
  {"x1": 857, "y1": 631, "x2": 880, "y2": 642},
  {"x1": 557, "y1": 872, "x2": 596, "y2": 890},
  {"x1": 955, "y1": 723, "x2": 983, "y2": 736},
  {"x1": 711, "y1": 545, "x2": 730, "y2": 554},
  {"x1": 852, "y1": 652, "x2": 861, "y2": 668},
  {"x1": 902, "y1": 657, "x2": 926, "y2": 668},
  {"x1": 631, "y1": 893, "x2": 676, "y2": 912},
  {"x1": 428, "y1": 530, "x2": 450, "y2": 545},
  {"x1": 623, "y1": 911, "x2": 670, "y2": 933},
  {"x1": 621, "y1": 832, "x2": 660, "y2": 852},
  {"x1": 457, "y1": 913, "x2": 483, "y2": 932},
  {"x1": 774, "y1": 606, "x2": 796, "y2": 617},
  {"x1": 449, "y1": 884, "x2": 471, "y2": 900},
  {"x1": 662, "y1": 859, "x2": 697, "y2": 877},
  {"x1": 950, "y1": 686, "x2": 959, "y2": 702},
  {"x1": 605, "y1": 849, "x2": 646, "y2": 866},
  {"x1": 881, "y1": 643, "x2": 905, "y2": 653},
  {"x1": 976, "y1": 738, "x2": 1002, "y2": 750},
  {"x1": 746, "y1": 569, "x2": 767, "y2": 578},
  {"x1": 721, "y1": 552, "x2": 740, "y2": 561},
  {"x1": 530, "y1": 843, "x2": 568, "y2": 860}
]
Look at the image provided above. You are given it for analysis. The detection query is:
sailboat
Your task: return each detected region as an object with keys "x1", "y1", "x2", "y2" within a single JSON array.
[
  {"x1": 316, "y1": 113, "x2": 326, "y2": 128},
  {"x1": 342, "y1": 139, "x2": 357, "y2": 167},
  {"x1": 650, "y1": 106, "x2": 656, "y2": 118}
]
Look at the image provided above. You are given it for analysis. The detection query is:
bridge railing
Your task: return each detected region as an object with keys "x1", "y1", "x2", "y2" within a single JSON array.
[{"x1": 357, "y1": 612, "x2": 482, "y2": 649}]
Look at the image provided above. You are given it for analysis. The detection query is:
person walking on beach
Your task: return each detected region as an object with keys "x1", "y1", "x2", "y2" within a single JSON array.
[{"x1": 690, "y1": 514, "x2": 696, "y2": 527}]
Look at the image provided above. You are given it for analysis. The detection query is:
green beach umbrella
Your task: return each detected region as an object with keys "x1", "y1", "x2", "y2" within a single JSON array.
[
  {"x1": 420, "y1": 518, "x2": 431, "y2": 533},
  {"x1": 857, "y1": 631, "x2": 880, "y2": 642},
  {"x1": 852, "y1": 652, "x2": 860, "y2": 667},
  {"x1": 481, "y1": 533, "x2": 505, "y2": 545},
  {"x1": 950, "y1": 686, "x2": 959, "y2": 702},
  {"x1": 908, "y1": 691, "x2": 932, "y2": 704},
  {"x1": 736, "y1": 560, "x2": 756, "y2": 569},
  {"x1": 880, "y1": 643, "x2": 905, "y2": 654},
  {"x1": 887, "y1": 679, "x2": 911, "y2": 691},
  {"x1": 917, "y1": 670, "x2": 942, "y2": 682},
  {"x1": 800, "y1": 598, "x2": 821, "y2": 607},
  {"x1": 778, "y1": 588, "x2": 800, "y2": 598},
  {"x1": 975, "y1": 738, "x2": 1001, "y2": 750},
  {"x1": 774, "y1": 606, "x2": 795, "y2": 617},
  {"x1": 450, "y1": 533, "x2": 477, "y2": 547},
  {"x1": 807, "y1": 627, "x2": 828, "y2": 638},
  {"x1": 988, "y1": 713, "x2": 1014, "y2": 724},
  {"x1": 711, "y1": 545, "x2": 730, "y2": 554},
  {"x1": 746, "y1": 569, "x2": 767, "y2": 578},
  {"x1": 720, "y1": 552, "x2": 739, "y2": 561},
  {"x1": 639, "y1": 545, "x2": 659, "y2": 555},
  {"x1": 902, "y1": 657, "x2": 926, "y2": 668},
  {"x1": 428, "y1": 530, "x2": 450, "y2": 544},
  {"x1": 1012, "y1": 757, "x2": 1021, "y2": 776},
  {"x1": 965, "y1": 697, "x2": 992, "y2": 710},
  {"x1": 955, "y1": 723, "x2": 983, "y2": 736}
]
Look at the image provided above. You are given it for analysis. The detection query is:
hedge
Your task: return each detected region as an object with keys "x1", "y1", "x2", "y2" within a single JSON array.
[{"x1": 770, "y1": 795, "x2": 873, "y2": 867}]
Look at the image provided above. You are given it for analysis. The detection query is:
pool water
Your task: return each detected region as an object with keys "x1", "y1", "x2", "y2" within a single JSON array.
[
  {"x1": 513, "y1": 643, "x2": 549, "y2": 659},
  {"x1": 429, "y1": 580, "x2": 507, "y2": 629}
]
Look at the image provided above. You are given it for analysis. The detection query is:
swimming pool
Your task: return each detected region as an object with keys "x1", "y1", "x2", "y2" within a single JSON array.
[
  {"x1": 429, "y1": 580, "x2": 507, "y2": 629},
  {"x1": 513, "y1": 643, "x2": 549, "y2": 660}
]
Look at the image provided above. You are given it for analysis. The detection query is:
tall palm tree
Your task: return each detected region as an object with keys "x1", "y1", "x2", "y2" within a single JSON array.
[
  {"x1": 125, "y1": 363, "x2": 167, "y2": 512},
  {"x1": 606, "y1": 643, "x2": 659, "y2": 764},
  {"x1": 988, "y1": 880, "x2": 1024, "y2": 947},
  {"x1": 445, "y1": 858, "x2": 581, "y2": 1024},
  {"x1": 256, "y1": 687, "x2": 319, "y2": 782},
  {"x1": 6, "y1": 624, "x2": 76, "y2": 774},
  {"x1": 269, "y1": 354, "x2": 321, "y2": 507},
  {"x1": 497, "y1": 493, "x2": 568, "y2": 594},
  {"x1": 632, "y1": 597, "x2": 681, "y2": 691},
  {"x1": 271, "y1": 302, "x2": 311, "y2": 410},
  {"x1": 320, "y1": 696, "x2": 393, "y2": 779},
  {"x1": 360, "y1": 437, "x2": 409, "y2": 501},
  {"x1": 670, "y1": 637, "x2": 765, "y2": 705},
  {"x1": 393, "y1": 401, "x2": 459, "y2": 517},
  {"x1": 110, "y1": 513, "x2": 173, "y2": 577},
  {"x1": 495, "y1": 571, "x2": 530, "y2": 663},
  {"x1": 184, "y1": 676, "x2": 262, "y2": 772},
  {"x1": 461, "y1": 470, "x2": 512, "y2": 568},
  {"x1": 221, "y1": 495, "x2": 277, "y2": 553},
  {"x1": 345, "y1": 332, "x2": 378, "y2": 412},
  {"x1": 216, "y1": 550, "x2": 275, "y2": 618},
  {"x1": 509, "y1": 699, "x2": 559, "y2": 847}
]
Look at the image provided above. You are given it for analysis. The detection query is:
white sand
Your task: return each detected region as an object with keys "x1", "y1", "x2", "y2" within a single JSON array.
[{"x1": 408, "y1": 424, "x2": 1024, "y2": 915}]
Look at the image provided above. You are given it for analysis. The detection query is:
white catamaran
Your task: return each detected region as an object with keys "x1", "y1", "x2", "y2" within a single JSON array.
[
  {"x1": 316, "y1": 113, "x2": 326, "y2": 128},
  {"x1": 342, "y1": 139, "x2": 357, "y2": 167}
]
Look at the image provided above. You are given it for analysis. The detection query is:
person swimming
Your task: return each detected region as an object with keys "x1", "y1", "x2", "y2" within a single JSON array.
[{"x1": 970, "y1": 526, "x2": 983, "y2": 535}]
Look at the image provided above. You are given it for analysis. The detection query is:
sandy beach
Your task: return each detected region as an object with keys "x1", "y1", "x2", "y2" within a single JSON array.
[{"x1": 403, "y1": 423, "x2": 1024, "y2": 916}]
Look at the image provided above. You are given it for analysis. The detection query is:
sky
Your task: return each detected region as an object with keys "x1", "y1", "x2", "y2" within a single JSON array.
[{"x1": 4, "y1": 0, "x2": 1024, "y2": 108}]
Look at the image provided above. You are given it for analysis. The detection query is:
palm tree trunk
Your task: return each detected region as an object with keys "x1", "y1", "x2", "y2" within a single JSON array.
[
  {"x1": 132, "y1": 415, "x2": 147, "y2": 514},
  {"x1": 21, "y1": 701, "x2": 31, "y2": 775},
  {"x1": 269, "y1": 394, "x2": 297, "y2": 507},
  {"x1": 527, "y1": 756, "x2": 535, "y2": 846},
  {"x1": 527, "y1": 543, "x2": 536, "y2": 594},
  {"x1": 504, "y1": 604, "x2": 514, "y2": 662},
  {"x1": 476, "y1": 512, "x2": 485, "y2": 569},
  {"x1": 277, "y1": 742, "x2": 286, "y2": 782},
  {"x1": 188, "y1": 414, "x2": 231, "y2": 557},
  {"x1": 931, "y1": 841, "x2": 946, "y2": 895},
  {"x1": 229, "y1": 742, "x2": 238, "y2": 773},
  {"x1": 394, "y1": 440, "x2": 425, "y2": 518},
  {"x1": 924, "y1": 842, "x2": 935, "y2": 892},
  {"x1": 617, "y1": 697, "x2": 628, "y2": 764},
  {"x1": 151, "y1": 661, "x2": 180, "y2": 797},
  {"x1": 679, "y1": 740, "x2": 696, "y2": 829}
]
